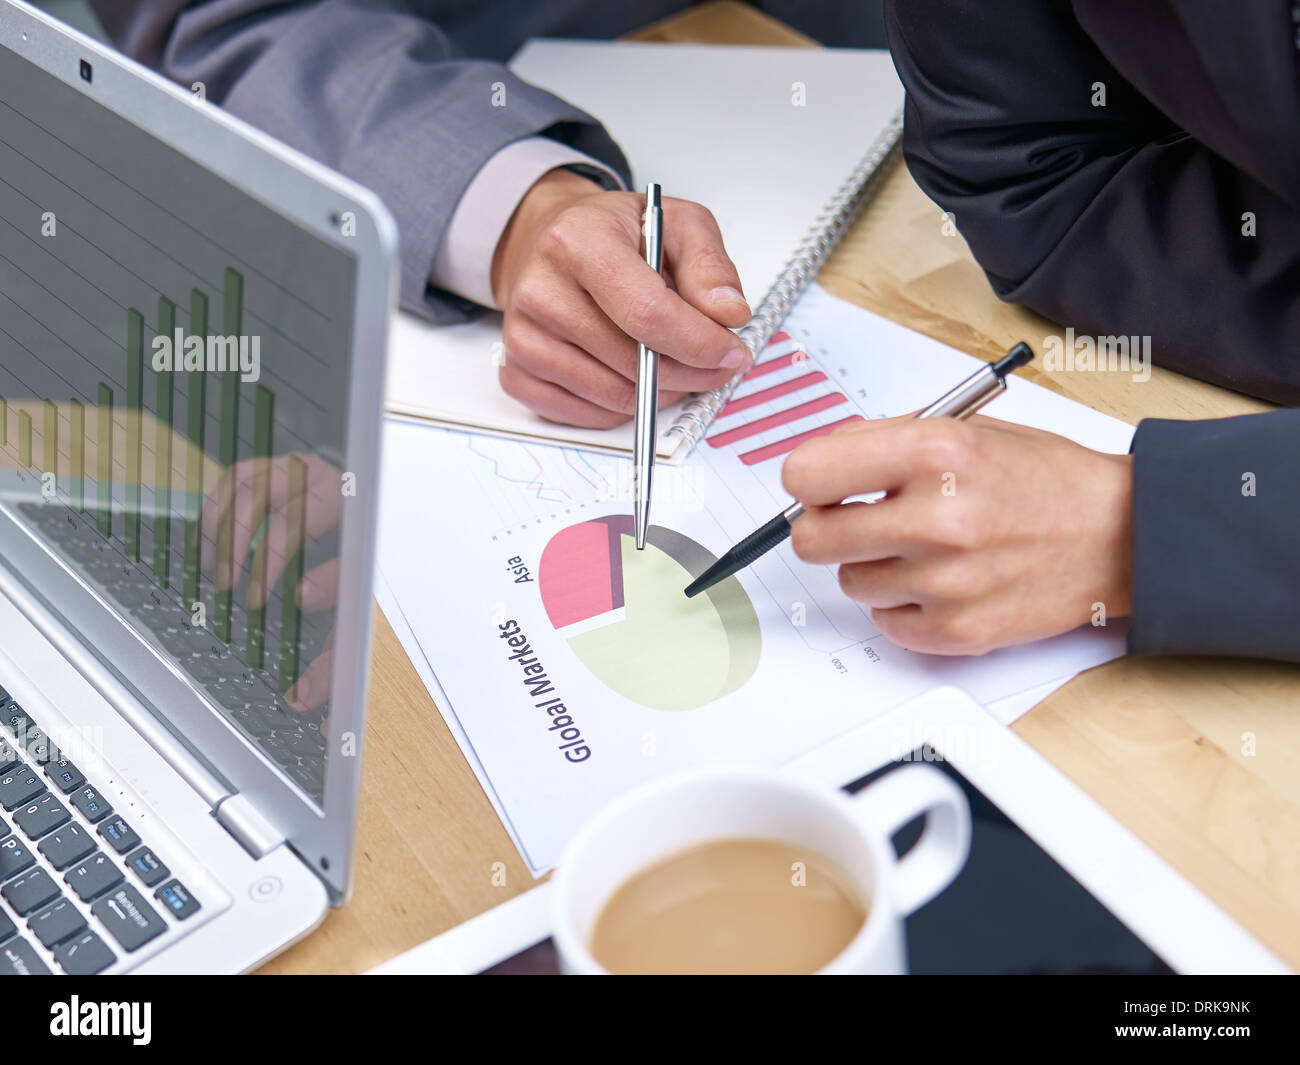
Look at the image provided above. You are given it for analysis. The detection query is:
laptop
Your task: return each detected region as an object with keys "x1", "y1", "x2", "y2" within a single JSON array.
[{"x1": 0, "y1": 1, "x2": 397, "y2": 973}]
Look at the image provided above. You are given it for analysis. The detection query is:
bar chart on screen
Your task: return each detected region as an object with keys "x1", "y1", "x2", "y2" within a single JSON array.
[
  {"x1": 0, "y1": 82, "x2": 352, "y2": 741},
  {"x1": 0, "y1": 264, "x2": 308, "y2": 690}
]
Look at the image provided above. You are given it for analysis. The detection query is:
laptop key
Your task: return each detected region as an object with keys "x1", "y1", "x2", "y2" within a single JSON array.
[
  {"x1": 0, "y1": 906, "x2": 15, "y2": 943},
  {"x1": 54, "y1": 930, "x2": 116, "y2": 975},
  {"x1": 14, "y1": 793, "x2": 71, "y2": 839},
  {"x1": 65, "y1": 851, "x2": 123, "y2": 901},
  {"x1": 22, "y1": 727, "x2": 53, "y2": 765},
  {"x1": 97, "y1": 815, "x2": 140, "y2": 855},
  {"x1": 0, "y1": 935, "x2": 52, "y2": 975},
  {"x1": 124, "y1": 846, "x2": 169, "y2": 887},
  {"x1": 0, "y1": 813, "x2": 9, "y2": 840},
  {"x1": 0, "y1": 835, "x2": 36, "y2": 879},
  {"x1": 154, "y1": 878, "x2": 200, "y2": 920},
  {"x1": 44, "y1": 757, "x2": 85, "y2": 794},
  {"x1": 29, "y1": 896, "x2": 86, "y2": 949},
  {"x1": 2, "y1": 867, "x2": 60, "y2": 915},
  {"x1": 40, "y1": 822, "x2": 97, "y2": 870},
  {"x1": 0, "y1": 739, "x2": 17, "y2": 774},
  {"x1": 92, "y1": 884, "x2": 166, "y2": 952},
  {"x1": 70, "y1": 785, "x2": 113, "y2": 823},
  {"x1": 0, "y1": 769, "x2": 45, "y2": 811},
  {"x1": 2, "y1": 702, "x2": 31, "y2": 737}
]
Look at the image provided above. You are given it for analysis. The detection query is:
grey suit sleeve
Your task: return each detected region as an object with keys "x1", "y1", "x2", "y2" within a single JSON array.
[
  {"x1": 1129, "y1": 411, "x2": 1300, "y2": 663},
  {"x1": 88, "y1": 0, "x2": 631, "y2": 322}
]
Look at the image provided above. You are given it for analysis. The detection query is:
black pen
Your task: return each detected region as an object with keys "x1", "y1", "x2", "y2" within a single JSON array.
[{"x1": 684, "y1": 342, "x2": 1034, "y2": 598}]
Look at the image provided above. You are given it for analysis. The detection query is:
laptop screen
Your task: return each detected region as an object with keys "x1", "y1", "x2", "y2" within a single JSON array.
[{"x1": 0, "y1": 43, "x2": 358, "y2": 808}]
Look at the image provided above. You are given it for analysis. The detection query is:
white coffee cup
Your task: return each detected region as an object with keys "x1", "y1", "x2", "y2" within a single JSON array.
[{"x1": 552, "y1": 764, "x2": 971, "y2": 974}]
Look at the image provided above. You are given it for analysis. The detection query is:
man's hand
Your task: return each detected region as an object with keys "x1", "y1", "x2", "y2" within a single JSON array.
[
  {"x1": 490, "y1": 169, "x2": 753, "y2": 428},
  {"x1": 198, "y1": 451, "x2": 343, "y2": 712},
  {"x1": 782, "y1": 415, "x2": 1133, "y2": 655}
]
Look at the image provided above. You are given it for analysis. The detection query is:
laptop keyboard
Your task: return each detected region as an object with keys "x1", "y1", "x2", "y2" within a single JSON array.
[
  {"x1": 0, "y1": 686, "x2": 204, "y2": 975},
  {"x1": 19, "y1": 503, "x2": 329, "y2": 803}
]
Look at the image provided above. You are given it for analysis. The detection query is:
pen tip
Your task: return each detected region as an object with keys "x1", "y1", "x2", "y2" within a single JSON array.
[{"x1": 683, "y1": 579, "x2": 703, "y2": 598}]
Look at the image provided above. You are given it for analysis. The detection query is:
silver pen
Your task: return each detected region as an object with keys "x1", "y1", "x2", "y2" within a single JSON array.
[
  {"x1": 683, "y1": 342, "x2": 1035, "y2": 597},
  {"x1": 633, "y1": 182, "x2": 664, "y2": 550}
]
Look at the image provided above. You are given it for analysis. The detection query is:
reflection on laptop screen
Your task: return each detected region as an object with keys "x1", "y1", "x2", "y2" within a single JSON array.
[{"x1": 0, "y1": 45, "x2": 358, "y2": 807}]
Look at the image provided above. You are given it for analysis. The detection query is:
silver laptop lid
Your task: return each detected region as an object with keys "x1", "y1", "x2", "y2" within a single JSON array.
[{"x1": 0, "y1": 1, "x2": 398, "y2": 901}]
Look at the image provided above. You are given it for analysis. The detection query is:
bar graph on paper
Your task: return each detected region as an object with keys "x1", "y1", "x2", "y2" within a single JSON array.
[
  {"x1": 706, "y1": 330, "x2": 865, "y2": 462},
  {"x1": 689, "y1": 320, "x2": 884, "y2": 656}
]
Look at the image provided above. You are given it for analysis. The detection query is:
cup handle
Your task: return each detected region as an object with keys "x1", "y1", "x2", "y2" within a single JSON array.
[{"x1": 849, "y1": 763, "x2": 971, "y2": 917}]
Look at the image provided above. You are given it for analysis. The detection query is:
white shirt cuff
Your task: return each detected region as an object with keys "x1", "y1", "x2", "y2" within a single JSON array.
[{"x1": 429, "y1": 137, "x2": 625, "y2": 309}]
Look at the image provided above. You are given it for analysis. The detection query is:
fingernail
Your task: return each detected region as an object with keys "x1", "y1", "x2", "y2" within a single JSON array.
[
  {"x1": 709, "y1": 286, "x2": 749, "y2": 311},
  {"x1": 721, "y1": 346, "x2": 749, "y2": 369}
]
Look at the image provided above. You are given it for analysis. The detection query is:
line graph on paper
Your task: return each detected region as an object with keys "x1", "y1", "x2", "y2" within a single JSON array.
[
  {"x1": 459, "y1": 435, "x2": 624, "y2": 540},
  {"x1": 463, "y1": 434, "x2": 717, "y2": 547}
]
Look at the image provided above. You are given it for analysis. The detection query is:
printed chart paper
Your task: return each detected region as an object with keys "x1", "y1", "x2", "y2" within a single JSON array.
[{"x1": 378, "y1": 285, "x2": 1137, "y2": 872}]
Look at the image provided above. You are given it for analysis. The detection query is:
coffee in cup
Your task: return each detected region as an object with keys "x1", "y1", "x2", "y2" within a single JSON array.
[{"x1": 590, "y1": 836, "x2": 866, "y2": 975}]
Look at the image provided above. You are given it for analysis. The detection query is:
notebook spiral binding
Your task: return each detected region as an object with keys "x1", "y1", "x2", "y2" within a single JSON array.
[{"x1": 664, "y1": 110, "x2": 905, "y2": 451}]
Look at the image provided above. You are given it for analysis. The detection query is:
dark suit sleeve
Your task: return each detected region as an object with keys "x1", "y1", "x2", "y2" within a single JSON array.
[
  {"x1": 1128, "y1": 411, "x2": 1300, "y2": 662},
  {"x1": 882, "y1": 0, "x2": 1300, "y2": 405},
  {"x1": 88, "y1": 0, "x2": 630, "y2": 322}
]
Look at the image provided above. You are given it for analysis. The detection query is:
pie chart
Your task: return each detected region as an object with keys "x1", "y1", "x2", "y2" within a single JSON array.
[{"x1": 538, "y1": 515, "x2": 761, "y2": 711}]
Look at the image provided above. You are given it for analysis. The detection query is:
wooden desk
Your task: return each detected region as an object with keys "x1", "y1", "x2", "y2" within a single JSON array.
[{"x1": 263, "y1": 1, "x2": 1300, "y2": 973}]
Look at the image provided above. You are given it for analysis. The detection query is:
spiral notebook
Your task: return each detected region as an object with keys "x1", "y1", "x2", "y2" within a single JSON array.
[{"x1": 384, "y1": 41, "x2": 907, "y2": 462}]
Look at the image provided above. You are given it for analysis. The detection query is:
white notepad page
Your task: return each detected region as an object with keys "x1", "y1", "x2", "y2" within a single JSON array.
[{"x1": 384, "y1": 41, "x2": 906, "y2": 459}]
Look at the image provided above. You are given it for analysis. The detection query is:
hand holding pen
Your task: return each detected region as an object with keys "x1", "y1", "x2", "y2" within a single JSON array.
[
  {"x1": 686, "y1": 344, "x2": 1035, "y2": 595},
  {"x1": 684, "y1": 341, "x2": 1136, "y2": 656},
  {"x1": 490, "y1": 170, "x2": 752, "y2": 429}
]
